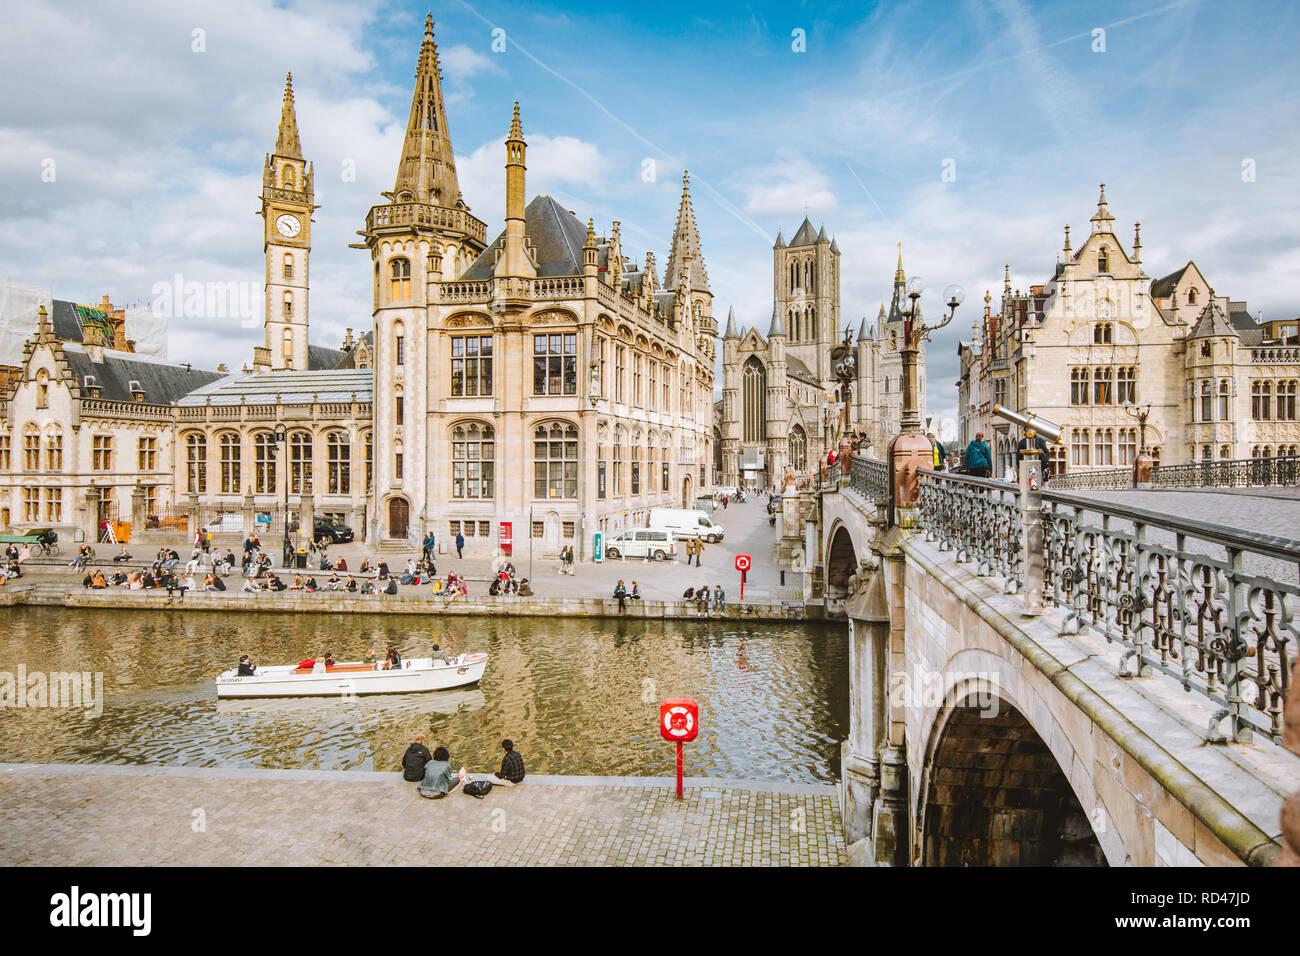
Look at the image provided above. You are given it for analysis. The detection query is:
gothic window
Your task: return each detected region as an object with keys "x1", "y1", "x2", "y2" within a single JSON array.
[
  {"x1": 1098, "y1": 246, "x2": 1109, "y2": 273},
  {"x1": 283, "y1": 292, "x2": 293, "y2": 319},
  {"x1": 789, "y1": 424, "x2": 807, "y2": 471},
  {"x1": 1220, "y1": 445, "x2": 1231, "y2": 460},
  {"x1": 1071, "y1": 428, "x2": 1090, "y2": 466},
  {"x1": 1188, "y1": 287, "x2": 1198, "y2": 304},
  {"x1": 282, "y1": 166, "x2": 295, "y2": 190},
  {"x1": 219, "y1": 432, "x2": 240, "y2": 494},
  {"x1": 615, "y1": 347, "x2": 627, "y2": 403},
  {"x1": 1094, "y1": 428, "x2": 1113, "y2": 465},
  {"x1": 283, "y1": 253, "x2": 293, "y2": 279},
  {"x1": 1118, "y1": 428, "x2": 1137, "y2": 466},
  {"x1": 743, "y1": 357, "x2": 767, "y2": 443},
  {"x1": 1253, "y1": 381, "x2": 1273, "y2": 420},
  {"x1": 0, "y1": 435, "x2": 9, "y2": 471},
  {"x1": 363, "y1": 430, "x2": 373, "y2": 492},
  {"x1": 185, "y1": 434, "x2": 207, "y2": 493},
  {"x1": 327, "y1": 431, "x2": 350, "y2": 495},
  {"x1": 789, "y1": 260, "x2": 799, "y2": 292},
  {"x1": 92, "y1": 434, "x2": 112, "y2": 471},
  {"x1": 631, "y1": 444, "x2": 641, "y2": 495},
  {"x1": 648, "y1": 361, "x2": 657, "y2": 411},
  {"x1": 1200, "y1": 380, "x2": 1213, "y2": 421},
  {"x1": 1279, "y1": 381, "x2": 1298, "y2": 421},
  {"x1": 137, "y1": 436, "x2": 157, "y2": 471},
  {"x1": 253, "y1": 431, "x2": 276, "y2": 494},
  {"x1": 534, "y1": 422, "x2": 578, "y2": 499},
  {"x1": 1070, "y1": 368, "x2": 1090, "y2": 405},
  {"x1": 45, "y1": 428, "x2": 63, "y2": 471},
  {"x1": 450, "y1": 336, "x2": 494, "y2": 396},
  {"x1": 289, "y1": 430, "x2": 312, "y2": 493},
  {"x1": 1200, "y1": 340, "x2": 1212, "y2": 358},
  {"x1": 1117, "y1": 366, "x2": 1136, "y2": 404},
  {"x1": 451, "y1": 423, "x2": 494, "y2": 499},
  {"x1": 808, "y1": 306, "x2": 816, "y2": 342},
  {"x1": 1093, "y1": 323, "x2": 1112, "y2": 344},
  {"x1": 533, "y1": 334, "x2": 577, "y2": 395},
  {"x1": 1218, "y1": 379, "x2": 1230, "y2": 420},
  {"x1": 390, "y1": 258, "x2": 411, "y2": 302},
  {"x1": 1093, "y1": 366, "x2": 1114, "y2": 405},
  {"x1": 395, "y1": 331, "x2": 404, "y2": 366}
]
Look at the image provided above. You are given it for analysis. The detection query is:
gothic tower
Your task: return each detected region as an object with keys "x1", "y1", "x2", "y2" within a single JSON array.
[
  {"x1": 260, "y1": 72, "x2": 314, "y2": 371},
  {"x1": 774, "y1": 217, "x2": 840, "y2": 386}
]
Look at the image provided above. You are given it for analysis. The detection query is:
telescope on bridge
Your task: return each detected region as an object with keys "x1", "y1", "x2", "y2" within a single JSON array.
[{"x1": 991, "y1": 404, "x2": 1063, "y2": 446}]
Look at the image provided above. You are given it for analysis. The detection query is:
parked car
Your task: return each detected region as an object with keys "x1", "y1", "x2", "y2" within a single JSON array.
[
  {"x1": 203, "y1": 514, "x2": 244, "y2": 534},
  {"x1": 604, "y1": 528, "x2": 676, "y2": 561},
  {"x1": 286, "y1": 517, "x2": 354, "y2": 543},
  {"x1": 647, "y1": 507, "x2": 724, "y2": 543}
]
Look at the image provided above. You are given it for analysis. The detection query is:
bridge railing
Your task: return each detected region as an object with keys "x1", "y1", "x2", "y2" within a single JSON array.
[
  {"x1": 917, "y1": 469, "x2": 1023, "y2": 589},
  {"x1": 1047, "y1": 454, "x2": 1300, "y2": 491},
  {"x1": 902, "y1": 467, "x2": 1297, "y2": 745},
  {"x1": 849, "y1": 455, "x2": 890, "y2": 502}
]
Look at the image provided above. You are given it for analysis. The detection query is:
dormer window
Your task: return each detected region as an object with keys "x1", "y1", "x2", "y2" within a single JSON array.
[
  {"x1": 128, "y1": 379, "x2": 145, "y2": 401},
  {"x1": 1188, "y1": 287, "x2": 1198, "y2": 304},
  {"x1": 1097, "y1": 247, "x2": 1109, "y2": 272},
  {"x1": 1093, "y1": 323, "x2": 1113, "y2": 345}
]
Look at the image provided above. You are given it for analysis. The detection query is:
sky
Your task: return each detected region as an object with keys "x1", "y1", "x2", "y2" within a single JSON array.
[{"x1": 2, "y1": 0, "x2": 1298, "y2": 437}]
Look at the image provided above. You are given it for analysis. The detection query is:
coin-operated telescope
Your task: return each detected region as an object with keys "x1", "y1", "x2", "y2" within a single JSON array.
[{"x1": 991, "y1": 405, "x2": 1063, "y2": 446}]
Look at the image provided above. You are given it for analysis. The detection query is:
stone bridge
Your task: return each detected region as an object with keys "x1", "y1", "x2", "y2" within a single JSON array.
[{"x1": 808, "y1": 457, "x2": 1300, "y2": 867}]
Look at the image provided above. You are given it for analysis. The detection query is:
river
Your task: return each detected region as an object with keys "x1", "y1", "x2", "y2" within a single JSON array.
[{"x1": 0, "y1": 607, "x2": 848, "y2": 783}]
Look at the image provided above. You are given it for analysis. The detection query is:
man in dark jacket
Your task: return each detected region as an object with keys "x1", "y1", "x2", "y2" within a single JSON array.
[
  {"x1": 455, "y1": 532, "x2": 465, "y2": 559},
  {"x1": 964, "y1": 432, "x2": 993, "y2": 478},
  {"x1": 402, "y1": 734, "x2": 433, "y2": 782},
  {"x1": 493, "y1": 739, "x2": 525, "y2": 786}
]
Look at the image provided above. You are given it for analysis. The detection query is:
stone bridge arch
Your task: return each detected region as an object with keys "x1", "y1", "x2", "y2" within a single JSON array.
[
  {"x1": 913, "y1": 664, "x2": 1107, "y2": 867},
  {"x1": 824, "y1": 519, "x2": 864, "y2": 616}
]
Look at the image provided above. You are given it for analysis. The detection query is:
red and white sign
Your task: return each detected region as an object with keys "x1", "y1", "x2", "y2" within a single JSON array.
[
  {"x1": 660, "y1": 697, "x2": 699, "y2": 800},
  {"x1": 734, "y1": 554, "x2": 751, "y2": 572},
  {"x1": 499, "y1": 521, "x2": 512, "y2": 556}
]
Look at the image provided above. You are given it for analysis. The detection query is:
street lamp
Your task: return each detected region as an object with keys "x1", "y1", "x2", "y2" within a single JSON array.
[
  {"x1": 1123, "y1": 401, "x2": 1154, "y2": 485},
  {"x1": 273, "y1": 423, "x2": 290, "y2": 566},
  {"x1": 829, "y1": 326, "x2": 857, "y2": 439}
]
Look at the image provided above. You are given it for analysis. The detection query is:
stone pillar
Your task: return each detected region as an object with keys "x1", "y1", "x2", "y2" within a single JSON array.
[
  {"x1": 1133, "y1": 450, "x2": 1154, "y2": 489},
  {"x1": 84, "y1": 489, "x2": 101, "y2": 545},
  {"x1": 186, "y1": 492, "x2": 199, "y2": 542},
  {"x1": 1279, "y1": 659, "x2": 1300, "y2": 866},
  {"x1": 130, "y1": 483, "x2": 145, "y2": 541},
  {"x1": 1018, "y1": 447, "x2": 1044, "y2": 615},
  {"x1": 242, "y1": 494, "x2": 255, "y2": 537},
  {"x1": 298, "y1": 480, "x2": 315, "y2": 549},
  {"x1": 842, "y1": 560, "x2": 888, "y2": 865},
  {"x1": 349, "y1": 504, "x2": 366, "y2": 544}
]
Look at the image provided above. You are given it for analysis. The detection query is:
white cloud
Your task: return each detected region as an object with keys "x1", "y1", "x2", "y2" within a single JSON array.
[
  {"x1": 737, "y1": 154, "x2": 838, "y2": 218},
  {"x1": 457, "y1": 133, "x2": 612, "y2": 225}
]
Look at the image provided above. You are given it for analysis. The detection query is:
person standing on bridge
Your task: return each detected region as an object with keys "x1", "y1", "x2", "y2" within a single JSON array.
[{"x1": 964, "y1": 432, "x2": 992, "y2": 478}]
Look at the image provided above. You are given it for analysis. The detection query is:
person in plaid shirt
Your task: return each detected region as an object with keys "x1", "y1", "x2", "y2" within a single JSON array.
[{"x1": 494, "y1": 739, "x2": 526, "y2": 786}]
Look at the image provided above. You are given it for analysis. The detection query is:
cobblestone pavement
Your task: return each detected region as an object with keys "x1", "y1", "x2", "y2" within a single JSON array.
[
  {"x1": 22, "y1": 497, "x2": 798, "y2": 604},
  {"x1": 0, "y1": 764, "x2": 845, "y2": 866}
]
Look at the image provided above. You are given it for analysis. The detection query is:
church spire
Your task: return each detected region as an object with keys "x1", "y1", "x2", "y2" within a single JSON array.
[
  {"x1": 663, "y1": 170, "x2": 709, "y2": 292},
  {"x1": 1090, "y1": 182, "x2": 1114, "y2": 233},
  {"x1": 275, "y1": 72, "x2": 302, "y2": 159},
  {"x1": 724, "y1": 305, "x2": 738, "y2": 339},
  {"x1": 391, "y1": 14, "x2": 463, "y2": 208}
]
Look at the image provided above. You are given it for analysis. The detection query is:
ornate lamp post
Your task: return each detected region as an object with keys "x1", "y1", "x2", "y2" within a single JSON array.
[
  {"x1": 1123, "y1": 401, "x2": 1154, "y2": 486},
  {"x1": 887, "y1": 278, "x2": 963, "y2": 523},
  {"x1": 274, "y1": 423, "x2": 291, "y2": 566}
]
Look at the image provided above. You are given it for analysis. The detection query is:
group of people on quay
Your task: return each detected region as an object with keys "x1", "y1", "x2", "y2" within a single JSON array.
[{"x1": 400, "y1": 734, "x2": 526, "y2": 799}]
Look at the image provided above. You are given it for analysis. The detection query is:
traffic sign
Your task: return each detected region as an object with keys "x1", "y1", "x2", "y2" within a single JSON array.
[{"x1": 660, "y1": 698, "x2": 699, "y2": 799}]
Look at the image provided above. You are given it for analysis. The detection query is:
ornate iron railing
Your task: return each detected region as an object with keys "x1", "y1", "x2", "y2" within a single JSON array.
[
  {"x1": 849, "y1": 455, "x2": 890, "y2": 501},
  {"x1": 1047, "y1": 455, "x2": 1300, "y2": 491},
  {"x1": 917, "y1": 469, "x2": 1023, "y2": 587},
  {"x1": 1042, "y1": 489, "x2": 1296, "y2": 744}
]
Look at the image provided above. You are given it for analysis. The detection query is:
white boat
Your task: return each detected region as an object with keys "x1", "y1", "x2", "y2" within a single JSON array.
[{"x1": 214, "y1": 653, "x2": 488, "y2": 699}]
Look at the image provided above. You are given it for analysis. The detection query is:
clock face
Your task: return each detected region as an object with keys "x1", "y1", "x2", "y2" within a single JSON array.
[{"x1": 275, "y1": 214, "x2": 301, "y2": 238}]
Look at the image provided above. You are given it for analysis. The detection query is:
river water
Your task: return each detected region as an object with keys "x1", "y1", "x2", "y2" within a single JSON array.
[{"x1": 0, "y1": 607, "x2": 848, "y2": 783}]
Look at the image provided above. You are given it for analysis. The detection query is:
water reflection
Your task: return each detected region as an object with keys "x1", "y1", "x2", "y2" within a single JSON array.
[{"x1": 0, "y1": 607, "x2": 848, "y2": 782}]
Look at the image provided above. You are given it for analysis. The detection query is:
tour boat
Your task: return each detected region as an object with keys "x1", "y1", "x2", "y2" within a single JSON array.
[{"x1": 214, "y1": 653, "x2": 489, "y2": 699}]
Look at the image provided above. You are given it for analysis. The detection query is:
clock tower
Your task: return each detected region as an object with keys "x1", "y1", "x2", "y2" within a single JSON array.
[{"x1": 259, "y1": 72, "x2": 314, "y2": 371}]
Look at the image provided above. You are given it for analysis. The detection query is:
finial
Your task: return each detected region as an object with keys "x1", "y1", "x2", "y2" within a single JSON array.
[
  {"x1": 682, "y1": 169, "x2": 690, "y2": 190},
  {"x1": 1063, "y1": 224, "x2": 1071, "y2": 252},
  {"x1": 585, "y1": 217, "x2": 595, "y2": 245},
  {"x1": 424, "y1": 12, "x2": 434, "y2": 37},
  {"x1": 508, "y1": 100, "x2": 522, "y2": 139}
]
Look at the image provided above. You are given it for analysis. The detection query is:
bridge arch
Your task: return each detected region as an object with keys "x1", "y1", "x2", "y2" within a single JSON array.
[
  {"x1": 916, "y1": 682, "x2": 1105, "y2": 867},
  {"x1": 824, "y1": 521, "x2": 861, "y2": 611}
]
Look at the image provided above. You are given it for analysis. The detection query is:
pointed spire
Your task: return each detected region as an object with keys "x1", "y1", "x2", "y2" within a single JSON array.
[
  {"x1": 664, "y1": 169, "x2": 709, "y2": 292},
  {"x1": 391, "y1": 15, "x2": 463, "y2": 208},
  {"x1": 1003, "y1": 264, "x2": 1011, "y2": 295},
  {"x1": 724, "y1": 306, "x2": 738, "y2": 339},
  {"x1": 1132, "y1": 221, "x2": 1142, "y2": 263},
  {"x1": 275, "y1": 72, "x2": 302, "y2": 159},
  {"x1": 509, "y1": 99, "x2": 522, "y2": 140},
  {"x1": 894, "y1": 243, "x2": 905, "y2": 286},
  {"x1": 830, "y1": 236, "x2": 840, "y2": 254},
  {"x1": 768, "y1": 303, "x2": 785, "y2": 337},
  {"x1": 857, "y1": 315, "x2": 869, "y2": 342},
  {"x1": 1091, "y1": 182, "x2": 1114, "y2": 232},
  {"x1": 774, "y1": 230, "x2": 786, "y2": 249},
  {"x1": 816, "y1": 223, "x2": 829, "y2": 242}
]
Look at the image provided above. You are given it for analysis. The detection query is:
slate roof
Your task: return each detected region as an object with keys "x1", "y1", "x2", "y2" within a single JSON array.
[
  {"x1": 61, "y1": 348, "x2": 224, "y2": 404},
  {"x1": 1150, "y1": 265, "x2": 1190, "y2": 299},
  {"x1": 177, "y1": 369, "x2": 374, "y2": 406},
  {"x1": 308, "y1": 344, "x2": 346, "y2": 370},
  {"x1": 51, "y1": 300, "x2": 87, "y2": 342},
  {"x1": 460, "y1": 195, "x2": 589, "y2": 280},
  {"x1": 786, "y1": 354, "x2": 817, "y2": 383},
  {"x1": 789, "y1": 217, "x2": 818, "y2": 247},
  {"x1": 1188, "y1": 302, "x2": 1238, "y2": 339}
]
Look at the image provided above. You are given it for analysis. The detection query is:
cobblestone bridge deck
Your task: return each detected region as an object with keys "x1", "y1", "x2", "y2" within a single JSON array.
[{"x1": 0, "y1": 764, "x2": 845, "y2": 867}]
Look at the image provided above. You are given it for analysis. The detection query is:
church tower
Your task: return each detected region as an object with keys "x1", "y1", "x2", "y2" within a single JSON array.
[
  {"x1": 260, "y1": 72, "x2": 314, "y2": 371},
  {"x1": 773, "y1": 217, "x2": 839, "y2": 387}
]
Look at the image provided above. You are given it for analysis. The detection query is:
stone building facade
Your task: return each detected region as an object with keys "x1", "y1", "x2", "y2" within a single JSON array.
[
  {"x1": 717, "y1": 228, "x2": 926, "y2": 491},
  {"x1": 360, "y1": 17, "x2": 716, "y2": 553},
  {"x1": 958, "y1": 186, "x2": 1300, "y2": 474}
]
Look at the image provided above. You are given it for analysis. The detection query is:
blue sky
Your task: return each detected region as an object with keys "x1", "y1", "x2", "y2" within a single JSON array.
[{"x1": 2, "y1": 0, "x2": 1297, "y2": 433}]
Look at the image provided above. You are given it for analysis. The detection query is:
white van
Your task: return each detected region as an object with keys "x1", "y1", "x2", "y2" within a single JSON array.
[
  {"x1": 604, "y1": 528, "x2": 676, "y2": 561},
  {"x1": 648, "y1": 507, "x2": 725, "y2": 543}
]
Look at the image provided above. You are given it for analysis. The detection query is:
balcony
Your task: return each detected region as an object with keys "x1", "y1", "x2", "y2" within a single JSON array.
[{"x1": 365, "y1": 202, "x2": 487, "y2": 246}]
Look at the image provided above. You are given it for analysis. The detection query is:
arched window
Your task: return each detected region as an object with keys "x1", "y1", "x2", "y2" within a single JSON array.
[
  {"x1": 1218, "y1": 379, "x2": 1230, "y2": 421},
  {"x1": 1200, "y1": 380, "x2": 1213, "y2": 421},
  {"x1": 219, "y1": 432, "x2": 241, "y2": 494},
  {"x1": 1093, "y1": 323, "x2": 1112, "y2": 344},
  {"x1": 289, "y1": 431, "x2": 312, "y2": 493},
  {"x1": 282, "y1": 292, "x2": 293, "y2": 320},
  {"x1": 282, "y1": 327, "x2": 293, "y2": 363},
  {"x1": 789, "y1": 424, "x2": 807, "y2": 471},
  {"x1": 282, "y1": 166, "x2": 295, "y2": 190},
  {"x1": 253, "y1": 431, "x2": 276, "y2": 494},
  {"x1": 790, "y1": 260, "x2": 799, "y2": 291},
  {"x1": 451, "y1": 422, "x2": 494, "y2": 499},
  {"x1": 533, "y1": 422, "x2": 578, "y2": 499},
  {"x1": 1188, "y1": 287, "x2": 1198, "y2": 304},
  {"x1": 390, "y1": 258, "x2": 411, "y2": 302},
  {"x1": 808, "y1": 305, "x2": 816, "y2": 342},
  {"x1": 1253, "y1": 381, "x2": 1272, "y2": 420},
  {"x1": 743, "y1": 357, "x2": 767, "y2": 443},
  {"x1": 283, "y1": 253, "x2": 293, "y2": 279},
  {"x1": 45, "y1": 427, "x2": 62, "y2": 471},
  {"x1": 327, "y1": 431, "x2": 351, "y2": 495},
  {"x1": 394, "y1": 321, "x2": 405, "y2": 367},
  {"x1": 1098, "y1": 246, "x2": 1109, "y2": 273},
  {"x1": 185, "y1": 433, "x2": 207, "y2": 493},
  {"x1": 22, "y1": 423, "x2": 40, "y2": 471},
  {"x1": 36, "y1": 369, "x2": 49, "y2": 409},
  {"x1": 1279, "y1": 380, "x2": 1298, "y2": 420},
  {"x1": 363, "y1": 430, "x2": 373, "y2": 491}
]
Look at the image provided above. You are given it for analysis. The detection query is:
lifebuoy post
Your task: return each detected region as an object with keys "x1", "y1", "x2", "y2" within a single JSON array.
[
  {"x1": 734, "y1": 554, "x2": 751, "y2": 599},
  {"x1": 659, "y1": 697, "x2": 699, "y2": 799}
]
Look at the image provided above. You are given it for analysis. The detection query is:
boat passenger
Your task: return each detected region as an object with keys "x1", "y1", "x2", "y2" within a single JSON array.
[
  {"x1": 311, "y1": 656, "x2": 326, "y2": 674},
  {"x1": 323, "y1": 652, "x2": 336, "y2": 667},
  {"x1": 417, "y1": 746, "x2": 460, "y2": 799},
  {"x1": 237, "y1": 655, "x2": 257, "y2": 676},
  {"x1": 362, "y1": 647, "x2": 378, "y2": 664},
  {"x1": 431, "y1": 644, "x2": 450, "y2": 665},
  {"x1": 401, "y1": 734, "x2": 433, "y2": 782},
  {"x1": 384, "y1": 646, "x2": 402, "y2": 670}
]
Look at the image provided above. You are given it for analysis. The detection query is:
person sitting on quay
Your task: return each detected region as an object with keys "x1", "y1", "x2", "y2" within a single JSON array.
[
  {"x1": 201, "y1": 573, "x2": 217, "y2": 592},
  {"x1": 345, "y1": 574, "x2": 358, "y2": 592},
  {"x1": 695, "y1": 585, "x2": 711, "y2": 614},
  {"x1": 110, "y1": 569, "x2": 128, "y2": 586},
  {"x1": 517, "y1": 577, "x2": 533, "y2": 596},
  {"x1": 70, "y1": 544, "x2": 94, "y2": 570},
  {"x1": 113, "y1": 545, "x2": 132, "y2": 563},
  {"x1": 326, "y1": 572, "x2": 344, "y2": 591},
  {"x1": 712, "y1": 584, "x2": 726, "y2": 613},
  {"x1": 89, "y1": 569, "x2": 108, "y2": 589},
  {"x1": 335, "y1": 555, "x2": 348, "y2": 573},
  {"x1": 629, "y1": 581, "x2": 641, "y2": 600},
  {"x1": 266, "y1": 573, "x2": 287, "y2": 592},
  {"x1": 382, "y1": 576, "x2": 398, "y2": 596},
  {"x1": 181, "y1": 571, "x2": 197, "y2": 593},
  {"x1": 163, "y1": 548, "x2": 181, "y2": 572},
  {"x1": 682, "y1": 586, "x2": 695, "y2": 601},
  {"x1": 242, "y1": 576, "x2": 259, "y2": 593},
  {"x1": 290, "y1": 574, "x2": 305, "y2": 591},
  {"x1": 417, "y1": 746, "x2": 461, "y2": 799},
  {"x1": 128, "y1": 571, "x2": 144, "y2": 591},
  {"x1": 493, "y1": 739, "x2": 525, "y2": 787},
  {"x1": 377, "y1": 560, "x2": 390, "y2": 581},
  {"x1": 359, "y1": 557, "x2": 372, "y2": 574},
  {"x1": 402, "y1": 733, "x2": 433, "y2": 781},
  {"x1": 237, "y1": 655, "x2": 258, "y2": 676},
  {"x1": 613, "y1": 579, "x2": 628, "y2": 612}
]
